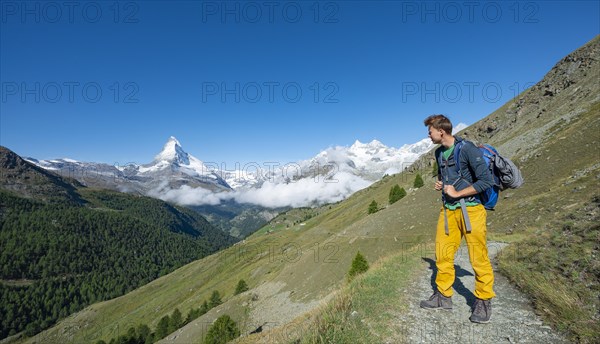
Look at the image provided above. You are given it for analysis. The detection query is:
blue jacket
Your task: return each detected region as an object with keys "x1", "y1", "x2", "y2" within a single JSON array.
[{"x1": 435, "y1": 136, "x2": 494, "y2": 206}]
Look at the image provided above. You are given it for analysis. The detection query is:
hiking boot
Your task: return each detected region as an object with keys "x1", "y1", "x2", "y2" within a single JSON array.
[
  {"x1": 470, "y1": 298, "x2": 492, "y2": 323},
  {"x1": 420, "y1": 291, "x2": 452, "y2": 310}
]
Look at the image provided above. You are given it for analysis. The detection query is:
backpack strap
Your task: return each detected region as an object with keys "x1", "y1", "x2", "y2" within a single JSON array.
[
  {"x1": 448, "y1": 140, "x2": 473, "y2": 234},
  {"x1": 436, "y1": 149, "x2": 450, "y2": 236},
  {"x1": 459, "y1": 199, "x2": 472, "y2": 233},
  {"x1": 453, "y1": 140, "x2": 466, "y2": 178}
]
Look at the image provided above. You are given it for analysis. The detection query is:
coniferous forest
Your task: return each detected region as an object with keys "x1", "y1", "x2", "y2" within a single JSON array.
[{"x1": 0, "y1": 188, "x2": 237, "y2": 339}]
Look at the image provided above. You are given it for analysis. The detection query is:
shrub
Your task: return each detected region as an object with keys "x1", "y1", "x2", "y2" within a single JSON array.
[
  {"x1": 155, "y1": 315, "x2": 170, "y2": 340},
  {"x1": 389, "y1": 185, "x2": 406, "y2": 204},
  {"x1": 234, "y1": 279, "x2": 249, "y2": 295},
  {"x1": 203, "y1": 315, "x2": 240, "y2": 344},
  {"x1": 347, "y1": 251, "x2": 369, "y2": 281},
  {"x1": 368, "y1": 200, "x2": 378, "y2": 214},
  {"x1": 168, "y1": 308, "x2": 182, "y2": 334},
  {"x1": 209, "y1": 290, "x2": 222, "y2": 308},
  {"x1": 414, "y1": 174, "x2": 424, "y2": 188}
]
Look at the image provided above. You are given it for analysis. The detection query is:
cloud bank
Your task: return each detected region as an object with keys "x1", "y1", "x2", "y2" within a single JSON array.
[{"x1": 148, "y1": 171, "x2": 373, "y2": 208}]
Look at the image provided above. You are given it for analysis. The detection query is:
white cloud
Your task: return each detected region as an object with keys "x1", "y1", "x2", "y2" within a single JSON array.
[
  {"x1": 147, "y1": 181, "x2": 231, "y2": 206},
  {"x1": 146, "y1": 172, "x2": 373, "y2": 208},
  {"x1": 233, "y1": 171, "x2": 372, "y2": 208}
]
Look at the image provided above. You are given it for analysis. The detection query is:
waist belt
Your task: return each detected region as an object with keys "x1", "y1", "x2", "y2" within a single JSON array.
[{"x1": 443, "y1": 198, "x2": 472, "y2": 235}]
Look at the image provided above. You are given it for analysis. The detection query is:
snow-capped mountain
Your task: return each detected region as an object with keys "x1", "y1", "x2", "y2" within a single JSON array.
[
  {"x1": 311, "y1": 137, "x2": 433, "y2": 178},
  {"x1": 26, "y1": 137, "x2": 231, "y2": 194},
  {"x1": 26, "y1": 123, "x2": 467, "y2": 208},
  {"x1": 220, "y1": 132, "x2": 467, "y2": 191},
  {"x1": 132, "y1": 136, "x2": 230, "y2": 189},
  {"x1": 221, "y1": 137, "x2": 434, "y2": 190}
]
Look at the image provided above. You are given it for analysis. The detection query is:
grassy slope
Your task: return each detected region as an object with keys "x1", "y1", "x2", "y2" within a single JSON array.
[
  {"x1": 235, "y1": 246, "x2": 424, "y2": 344},
  {"x1": 20, "y1": 162, "x2": 440, "y2": 343},
  {"x1": 494, "y1": 103, "x2": 600, "y2": 342},
  {"x1": 277, "y1": 100, "x2": 600, "y2": 344},
  {"x1": 253, "y1": 37, "x2": 600, "y2": 343}
]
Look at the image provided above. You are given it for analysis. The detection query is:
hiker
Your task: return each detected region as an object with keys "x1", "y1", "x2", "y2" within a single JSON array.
[{"x1": 420, "y1": 114, "x2": 495, "y2": 324}]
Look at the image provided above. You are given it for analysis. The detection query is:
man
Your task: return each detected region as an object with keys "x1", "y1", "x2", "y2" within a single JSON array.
[{"x1": 420, "y1": 114, "x2": 495, "y2": 324}]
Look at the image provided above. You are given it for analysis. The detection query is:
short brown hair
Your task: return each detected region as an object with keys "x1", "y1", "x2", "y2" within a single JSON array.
[{"x1": 424, "y1": 114, "x2": 453, "y2": 134}]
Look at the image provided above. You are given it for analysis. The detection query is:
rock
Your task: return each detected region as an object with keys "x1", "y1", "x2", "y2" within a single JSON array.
[{"x1": 525, "y1": 320, "x2": 544, "y2": 326}]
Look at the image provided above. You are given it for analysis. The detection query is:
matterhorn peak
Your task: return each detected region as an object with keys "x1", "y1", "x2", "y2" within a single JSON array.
[
  {"x1": 154, "y1": 136, "x2": 190, "y2": 165},
  {"x1": 167, "y1": 136, "x2": 181, "y2": 146}
]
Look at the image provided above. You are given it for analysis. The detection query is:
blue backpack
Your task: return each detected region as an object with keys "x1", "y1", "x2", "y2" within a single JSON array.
[{"x1": 453, "y1": 141, "x2": 524, "y2": 210}]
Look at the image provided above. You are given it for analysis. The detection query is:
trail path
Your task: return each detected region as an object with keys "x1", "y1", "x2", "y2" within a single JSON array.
[{"x1": 391, "y1": 242, "x2": 571, "y2": 344}]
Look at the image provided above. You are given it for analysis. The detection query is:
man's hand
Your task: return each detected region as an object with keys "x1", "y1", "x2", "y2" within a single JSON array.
[
  {"x1": 443, "y1": 185, "x2": 459, "y2": 198},
  {"x1": 434, "y1": 180, "x2": 443, "y2": 191},
  {"x1": 443, "y1": 185, "x2": 478, "y2": 198}
]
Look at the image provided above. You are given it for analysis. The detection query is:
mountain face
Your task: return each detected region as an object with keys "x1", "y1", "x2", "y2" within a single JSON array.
[
  {"x1": 26, "y1": 137, "x2": 231, "y2": 194},
  {"x1": 0, "y1": 146, "x2": 83, "y2": 204},
  {"x1": 132, "y1": 136, "x2": 231, "y2": 191}
]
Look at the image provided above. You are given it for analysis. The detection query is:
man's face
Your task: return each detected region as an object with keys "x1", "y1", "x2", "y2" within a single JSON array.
[{"x1": 428, "y1": 126, "x2": 443, "y2": 144}]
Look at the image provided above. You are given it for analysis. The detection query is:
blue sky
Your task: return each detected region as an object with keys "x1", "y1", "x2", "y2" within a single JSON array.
[{"x1": 1, "y1": 1, "x2": 598, "y2": 167}]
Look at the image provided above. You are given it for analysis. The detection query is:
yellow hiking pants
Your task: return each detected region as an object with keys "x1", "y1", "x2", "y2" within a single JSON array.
[{"x1": 435, "y1": 204, "x2": 495, "y2": 300}]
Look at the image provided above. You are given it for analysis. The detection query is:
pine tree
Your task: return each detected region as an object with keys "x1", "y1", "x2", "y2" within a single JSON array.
[
  {"x1": 432, "y1": 161, "x2": 439, "y2": 178},
  {"x1": 234, "y1": 279, "x2": 249, "y2": 295},
  {"x1": 136, "y1": 324, "x2": 151, "y2": 344},
  {"x1": 347, "y1": 251, "x2": 369, "y2": 281},
  {"x1": 389, "y1": 185, "x2": 400, "y2": 204},
  {"x1": 389, "y1": 185, "x2": 407, "y2": 204},
  {"x1": 209, "y1": 290, "x2": 222, "y2": 308},
  {"x1": 200, "y1": 300, "x2": 209, "y2": 315},
  {"x1": 203, "y1": 315, "x2": 240, "y2": 344},
  {"x1": 399, "y1": 187, "x2": 406, "y2": 199},
  {"x1": 168, "y1": 308, "x2": 182, "y2": 334},
  {"x1": 414, "y1": 174, "x2": 424, "y2": 188},
  {"x1": 368, "y1": 200, "x2": 378, "y2": 214},
  {"x1": 155, "y1": 315, "x2": 170, "y2": 340}
]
